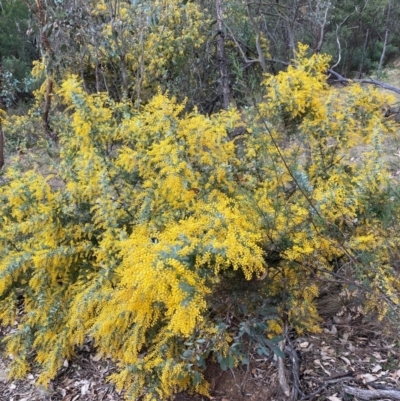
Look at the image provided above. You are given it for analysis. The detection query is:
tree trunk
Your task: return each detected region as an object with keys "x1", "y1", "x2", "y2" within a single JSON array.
[
  {"x1": 245, "y1": 1, "x2": 267, "y2": 72},
  {"x1": 315, "y1": 0, "x2": 331, "y2": 53},
  {"x1": 378, "y1": 0, "x2": 392, "y2": 77},
  {"x1": 95, "y1": 61, "x2": 101, "y2": 93},
  {"x1": 358, "y1": 29, "x2": 369, "y2": 78},
  {"x1": 120, "y1": 54, "x2": 129, "y2": 98},
  {"x1": 378, "y1": 29, "x2": 389, "y2": 77},
  {"x1": 0, "y1": 119, "x2": 4, "y2": 169},
  {"x1": 42, "y1": 77, "x2": 55, "y2": 142},
  {"x1": 22, "y1": 0, "x2": 56, "y2": 140},
  {"x1": 216, "y1": 0, "x2": 230, "y2": 110}
]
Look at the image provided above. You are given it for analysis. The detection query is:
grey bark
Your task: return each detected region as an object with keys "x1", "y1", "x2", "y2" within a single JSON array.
[
  {"x1": 216, "y1": 0, "x2": 230, "y2": 110},
  {"x1": 0, "y1": 119, "x2": 4, "y2": 169},
  {"x1": 358, "y1": 28, "x2": 369, "y2": 78},
  {"x1": 378, "y1": 0, "x2": 392, "y2": 77},
  {"x1": 343, "y1": 385, "x2": 400, "y2": 400},
  {"x1": 245, "y1": 1, "x2": 267, "y2": 72}
]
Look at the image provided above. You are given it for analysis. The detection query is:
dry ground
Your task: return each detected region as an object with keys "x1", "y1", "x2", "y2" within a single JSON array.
[{"x1": 0, "y1": 309, "x2": 400, "y2": 401}]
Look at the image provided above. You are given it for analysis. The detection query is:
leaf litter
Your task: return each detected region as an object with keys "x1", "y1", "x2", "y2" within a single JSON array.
[{"x1": 0, "y1": 314, "x2": 399, "y2": 400}]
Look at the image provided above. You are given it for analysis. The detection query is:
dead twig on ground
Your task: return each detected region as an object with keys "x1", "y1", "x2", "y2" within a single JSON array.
[
  {"x1": 343, "y1": 384, "x2": 400, "y2": 400},
  {"x1": 300, "y1": 373, "x2": 355, "y2": 400},
  {"x1": 278, "y1": 337, "x2": 291, "y2": 399}
]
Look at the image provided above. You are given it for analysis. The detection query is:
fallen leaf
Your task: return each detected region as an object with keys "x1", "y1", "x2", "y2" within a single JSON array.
[
  {"x1": 348, "y1": 343, "x2": 355, "y2": 351},
  {"x1": 314, "y1": 359, "x2": 331, "y2": 376},
  {"x1": 81, "y1": 380, "x2": 90, "y2": 395},
  {"x1": 333, "y1": 315, "x2": 351, "y2": 324},
  {"x1": 358, "y1": 373, "x2": 377, "y2": 383},
  {"x1": 91, "y1": 353, "x2": 103, "y2": 362},
  {"x1": 371, "y1": 364, "x2": 382, "y2": 373},
  {"x1": 0, "y1": 370, "x2": 8, "y2": 382},
  {"x1": 328, "y1": 395, "x2": 342, "y2": 401},
  {"x1": 340, "y1": 356, "x2": 351, "y2": 365}
]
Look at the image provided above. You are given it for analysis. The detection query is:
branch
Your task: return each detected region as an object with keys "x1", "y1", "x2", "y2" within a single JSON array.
[
  {"x1": 316, "y1": 1, "x2": 331, "y2": 53},
  {"x1": 331, "y1": 24, "x2": 342, "y2": 69},
  {"x1": 277, "y1": 337, "x2": 290, "y2": 398},
  {"x1": 245, "y1": 0, "x2": 267, "y2": 72},
  {"x1": 300, "y1": 373, "x2": 355, "y2": 400},
  {"x1": 331, "y1": 12, "x2": 354, "y2": 68},
  {"x1": 224, "y1": 22, "x2": 261, "y2": 66},
  {"x1": 343, "y1": 385, "x2": 400, "y2": 400},
  {"x1": 328, "y1": 69, "x2": 400, "y2": 96}
]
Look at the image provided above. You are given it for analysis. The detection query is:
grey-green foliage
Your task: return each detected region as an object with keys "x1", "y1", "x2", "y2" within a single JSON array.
[
  {"x1": 320, "y1": 0, "x2": 400, "y2": 76},
  {"x1": 0, "y1": 0, "x2": 38, "y2": 106},
  {"x1": 0, "y1": 0, "x2": 37, "y2": 64},
  {"x1": 0, "y1": 56, "x2": 36, "y2": 106},
  {"x1": 3, "y1": 0, "x2": 400, "y2": 111}
]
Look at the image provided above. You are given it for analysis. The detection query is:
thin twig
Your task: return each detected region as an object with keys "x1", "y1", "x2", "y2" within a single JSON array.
[
  {"x1": 285, "y1": 332, "x2": 304, "y2": 399},
  {"x1": 300, "y1": 374, "x2": 355, "y2": 400}
]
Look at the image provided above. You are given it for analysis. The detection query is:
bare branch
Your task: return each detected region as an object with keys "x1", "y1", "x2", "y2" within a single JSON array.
[
  {"x1": 343, "y1": 385, "x2": 400, "y2": 401},
  {"x1": 328, "y1": 69, "x2": 400, "y2": 96},
  {"x1": 331, "y1": 28, "x2": 341, "y2": 71},
  {"x1": 224, "y1": 22, "x2": 260, "y2": 65},
  {"x1": 315, "y1": 0, "x2": 331, "y2": 53},
  {"x1": 245, "y1": 0, "x2": 267, "y2": 71}
]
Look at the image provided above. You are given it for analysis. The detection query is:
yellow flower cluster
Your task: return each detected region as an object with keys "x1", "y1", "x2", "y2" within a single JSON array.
[{"x1": 0, "y1": 46, "x2": 399, "y2": 400}]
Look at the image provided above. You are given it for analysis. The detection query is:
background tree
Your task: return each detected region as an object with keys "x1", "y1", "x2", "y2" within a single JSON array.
[
  {"x1": 323, "y1": 0, "x2": 400, "y2": 77},
  {"x1": 0, "y1": 0, "x2": 37, "y2": 106},
  {"x1": 4, "y1": 0, "x2": 400, "y2": 114}
]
